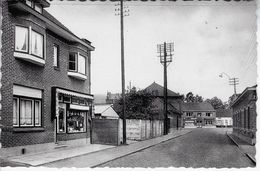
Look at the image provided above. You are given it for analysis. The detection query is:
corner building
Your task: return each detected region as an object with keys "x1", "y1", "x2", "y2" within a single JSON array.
[
  {"x1": 231, "y1": 85, "x2": 257, "y2": 145},
  {"x1": 0, "y1": 0, "x2": 95, "y2": 156}
]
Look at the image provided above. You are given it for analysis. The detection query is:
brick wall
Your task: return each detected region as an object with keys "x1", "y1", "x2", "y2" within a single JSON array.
[
  {"x1": 0, "y1": 0, "x2": 3, "y2": 148},
  {"x1": 1, "y1": 1, "x2": 92, "y2": 148},
  {"x1": 232, "y1": 90, "x2": 257, "y2": 145}
]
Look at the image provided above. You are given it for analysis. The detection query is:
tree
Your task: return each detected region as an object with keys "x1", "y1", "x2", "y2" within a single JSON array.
[
  {"x1": 205, "y1": 97, "x2": 226, "y2": 110},
  {"x1": 112, "y1": 87, "x2": 155, "y2": 119},
  {"x1": 184, "y1": 92, "x2": 203, "y2": 103}
]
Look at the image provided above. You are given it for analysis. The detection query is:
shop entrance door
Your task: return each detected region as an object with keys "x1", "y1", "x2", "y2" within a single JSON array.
[{"x1": 55, "y1": 103, "x2": 67, "y2": 144}]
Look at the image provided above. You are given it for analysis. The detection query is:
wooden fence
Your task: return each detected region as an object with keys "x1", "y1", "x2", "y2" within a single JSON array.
[{"x1": 119, "y1": 119, "x2": 164, "y2": 141}]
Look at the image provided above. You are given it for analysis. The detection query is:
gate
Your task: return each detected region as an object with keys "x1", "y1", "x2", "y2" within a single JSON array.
[{"x1": 91, "y1": 119, "x2": 120, "y2": 146}]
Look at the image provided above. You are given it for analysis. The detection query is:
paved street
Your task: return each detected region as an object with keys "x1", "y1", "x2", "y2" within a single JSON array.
[{"x1": 99, "y1": 128, "x2": 254, "y2": 168}]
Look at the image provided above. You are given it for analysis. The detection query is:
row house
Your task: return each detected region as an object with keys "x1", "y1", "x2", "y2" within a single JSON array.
[
  {"x1": 182, "y1": 102, "x2": 216, "y2": 128},
  {"x1": 0, "y1": 0, "x2": 95, "y2": 157},
  {"x1": 231, "y1": 85, "x2": 257, "y2": 145}
]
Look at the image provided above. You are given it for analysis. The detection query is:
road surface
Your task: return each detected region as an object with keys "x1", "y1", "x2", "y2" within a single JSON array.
[{"x1": 99, "y1": 128, "x2": 254, "y2": 168}]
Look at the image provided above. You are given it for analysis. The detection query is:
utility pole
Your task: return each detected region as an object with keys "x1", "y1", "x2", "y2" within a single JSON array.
[
  {"x1": 157, "y1": 42, "x2": 174, "y2": 135},
  {"x1": 115, "y1": 0, "x2": 129, "y2": 145},
  {"x1": 219, "y1": 72, "x2": 239, "y2": 96},
  {"x1": 229, "y1": 78, "x2": 239, "y2": 95}
]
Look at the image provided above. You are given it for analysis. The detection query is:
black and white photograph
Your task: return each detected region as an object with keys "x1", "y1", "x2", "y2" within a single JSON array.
[{"x1": 0, "y1": 0, "x2": 258, "y2": 169}]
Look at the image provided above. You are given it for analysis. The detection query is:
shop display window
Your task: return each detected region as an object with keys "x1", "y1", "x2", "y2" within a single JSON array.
[{"x1": 67, "y1": 110, "x2": 86, "y2": 133}]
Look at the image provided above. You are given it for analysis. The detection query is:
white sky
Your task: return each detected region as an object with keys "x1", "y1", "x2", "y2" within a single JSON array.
[{"x1": 46, "y1": 0, "x2": 257, "y2": 102}]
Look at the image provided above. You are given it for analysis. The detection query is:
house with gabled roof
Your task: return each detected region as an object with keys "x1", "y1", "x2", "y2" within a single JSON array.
[
  {"x1": 0, "y1": 0, "x2": 95, "y2": 157},
  {"x1": 94, "y1": 104, "x2": 119, "y2": 119},
  {"x1": 182, "y1": 102, "x2": 216, "y2": 128},
  {"x1": 145, "y1": 82, "x2": 183, "y2": 132}
]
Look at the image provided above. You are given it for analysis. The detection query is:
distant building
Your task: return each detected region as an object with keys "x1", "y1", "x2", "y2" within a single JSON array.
[
  {"x1": 216, "y1": 109, "x2": 233, "y2": 127},
  {"x1": 94, "y1": 104, "x2": 119, "y2": 119},
  {"x1": 182, "y1": 102, "x2": 216, "y2": 128},
  {"x1": 94, "y1": 94, "x2": 107, "y2": 105},
  {"x1": 106, "y1": 92, "x2": 121, "y2": 104},
  {"x1": 145, "y1": 82, "x2": 183, "y2": 131},
  {"x1": 231, "y1": 85, "x2": 257, "y2": 145}
]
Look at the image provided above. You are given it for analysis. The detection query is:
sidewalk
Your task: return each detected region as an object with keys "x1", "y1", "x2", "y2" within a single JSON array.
[
  {"x1": 3, "y1": 144, "x2": 114, "y2": 166},
  {"x1": 227, "y1": 133, "x2": 256, "y2": 164},
  {"x1": 2, "y1": 129, "x2": 192, "y2": 167}
]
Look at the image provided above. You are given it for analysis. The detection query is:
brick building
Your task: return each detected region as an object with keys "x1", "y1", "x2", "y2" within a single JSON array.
[
  {"x1": 0, "y1": 0, "x2": 3, "y2": 149},
  {"x1": 106, "y1": 92, "x2": 121, "y2": 104},
  {"x1": 182, "y1": 102, "x2": 216, "y2": 128},
  {"x1": 0, "y1": 0, "x2": 95, "y2": 157},
  {"x1": 145, "y1": 82, "x2": 183, "y2": 131},
  {"x1": 231, "y1": 85, "x2": 257, "y2": 145}
]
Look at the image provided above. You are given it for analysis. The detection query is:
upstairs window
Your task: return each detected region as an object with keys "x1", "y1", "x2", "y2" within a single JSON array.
[
  {"x1": 34, "y1": 3, "x2": 43, "y2": 13},
  {"x1": 31, "y1": 30, "x2": 44, "y2": 58},
  {"x1": 78, "y1": 54, "x2": 86, "y2": 75},
  {"x1": 69, "y1": 53, "x2": 77, "y2": 71},
  {"x1": 25, "y1": 0, "x2": 32, "y2": 7},
  {"x1": 68, "y1": 53, "x2": 87, "y2": 75},
  {"x1": 53, "y1": 44, "x2": 59, "y2": 68},
  {"x1": 68, "y1": 52, "x2": 88, "y2": 80},
  {"x1": 15, "y1": 26, "x2": 29, "y2": 53},
  {"x1": 186, "y1": 112, "x2": 192, "y2": 117},
  {"x1": 15, "y1": 26, "x2": 44, "y2": 59},
  {"x1": 25, "y1": 0, "x2": 43, "y2": 14},
  {"x1": 206, "y1": 113, "x2": 211, "y2": 117}
]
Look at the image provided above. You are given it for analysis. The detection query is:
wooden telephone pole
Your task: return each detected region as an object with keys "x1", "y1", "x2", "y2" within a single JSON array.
[
  {"x1": 157, "y1": 42, "x2": 174, "y2": 135},
  {"x1": 115, "y1": 0, "x2": 129, "y2": 144}
]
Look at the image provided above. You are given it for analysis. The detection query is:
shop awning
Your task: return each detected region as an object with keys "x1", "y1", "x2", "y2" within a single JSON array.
[
  {"x1": 70, "y1": 104, "x2": 90, "y2": 111},
  {"x1": 56, "y1": 88, "x2": 94, "y2": 100}
]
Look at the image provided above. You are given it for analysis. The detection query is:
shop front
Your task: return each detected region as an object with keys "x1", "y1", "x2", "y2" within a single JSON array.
[{"x1": 51, "y1": 87, "x2": 94, "y2": 144}]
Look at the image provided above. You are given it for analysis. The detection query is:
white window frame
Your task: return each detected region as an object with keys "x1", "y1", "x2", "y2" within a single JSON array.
[
  {"x1": 68, "y1": 53, "x2": 87, "y2": 75},
  {"x1": 25, "y1": 0, "x2": 43, "y2": 14},
  {"x1": 20, "y1": 98, "x2": 34, "y2": 127},
  {"x1": 25, "y1": 0, "x2": 33, "y2": 7},
  {"x1": 68, "y1": 52, "x2": 77, "y2": 72},
  {"x1": 15, "y1": 26, "x2": 29, "y2": 53},
  {"x1": 68, "y1": 52, "x2": 88, "y2": 80},
  {"x1": 34, "y1": 3, "x2": 43, "y2": 14},
  {"x1": 53, "y1": 44, "x2": 59, "y2": 67},
  {"x1": 13, "y1": 98, "x2": 19, "y2": 126},
  {"x1": 34, "y1": 100, "x2": 41, "y2": 126},
  {"x1": 13, "y1": 85, "x2": 43, "y2": 127},
  {"x1": 31, "y1": 29, "x2": 44, "y2": 58},
  {"x1": 78, "y1": 54, "x2": 86, "y2": 75},
  {"x1": 14, "y1": 25, "x2": 45, "y2": 59}
]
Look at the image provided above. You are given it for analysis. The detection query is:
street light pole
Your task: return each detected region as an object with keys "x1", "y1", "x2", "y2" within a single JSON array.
[{"x1": 219, "y1": 72, "x2": 239, "y2": 95}]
